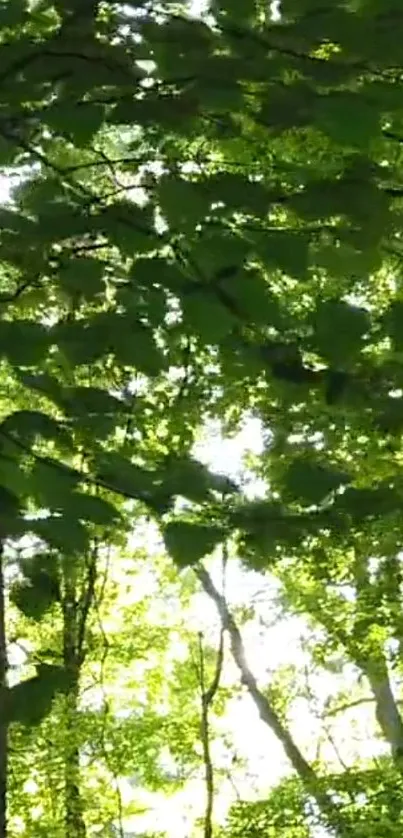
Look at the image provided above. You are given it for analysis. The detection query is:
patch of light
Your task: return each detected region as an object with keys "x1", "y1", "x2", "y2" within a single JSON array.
[
  {"x1": 194, "y1": 415, "x2": 265, "y2": 485},
  {"x1": 23, "y1": 779, "x2": 38, "y2": 795},
  {"x1": 188, "y1": 0, "x2": 281, "y2": 21}
]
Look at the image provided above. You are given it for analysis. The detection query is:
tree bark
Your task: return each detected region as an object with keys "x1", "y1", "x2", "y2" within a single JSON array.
[
  {"x1": 63, "y1": 585, "x2": 86, "y2": 838},
  {"x1": 362, "y1": 659, "x2": 403, "y2": 759},
  {"x1": 196, "y1": 566, "x2": 349, "y2": 838},
  {"x1": 198, "y1": 628, "x2": 224, "y2": 838},
  {"x1": 352, "y1": 552, "x2": 403, "y2": 762},
  {"x1": 0, "y1": 545, "x2": 7, "y2": 838}
]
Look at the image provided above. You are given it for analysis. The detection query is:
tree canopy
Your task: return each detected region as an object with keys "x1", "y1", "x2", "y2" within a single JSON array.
[{"x1": 1, "y1": 0, "x2": 403, "y2": 836}]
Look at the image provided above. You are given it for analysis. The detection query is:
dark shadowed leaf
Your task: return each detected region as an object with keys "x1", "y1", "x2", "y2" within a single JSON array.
[
  {"x1": 6, "y1": 665, "x2": 69, "y2": 726},
  {"x1": 28, "y1": 458, "x2": 81, "y2": 508},
  {"x1": 282, "y1": 458, "x2": 350, "y2": 505},
  {"x1": 311, "y1": 300, "x2": 370, "y2": 365},
  {"x1": 30, "y1": 516, "x2": 90, "y2": 555},
  {"x1": 58, "y1": 257, "x2": 105, "y2": 300},
  {"x1": 45, "y1": 102, "x2": 105, "y2": 146},
  {"x1": 10, "y1": 571, "x2": 60, "y2": 621},
  {"x1": 63, "y1": 492, "x2": 121, "y2": 527},
  {"x1": 0, "y1": 321, "x2": 49, "y2": 365},
  {"x1": 0, "y1": 411, "x2": 72, "y2": 451},
  {"x1": 164, "y1": 520, "x2": 225, "y2": 567},
  {"x1": 183, "y1": 292, "x2": 237, "y2": 343}
]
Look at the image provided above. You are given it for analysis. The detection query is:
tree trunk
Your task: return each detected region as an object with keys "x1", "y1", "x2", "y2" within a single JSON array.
[
  {"x1": 196, "y1": 566, "x2": 349, "y2": 838},
  {"x1": 363, "y1": 658, "x2": 403, "y2": 759},
  {"x1": 0, "y1": 545, "x2": 7, "y2": 838},
  {"x1": 352, "y1": 551, "x2": 403, "y2": 762},
  {"x1": 63, "y1": 588, "x2": 86, "y2": 838}
]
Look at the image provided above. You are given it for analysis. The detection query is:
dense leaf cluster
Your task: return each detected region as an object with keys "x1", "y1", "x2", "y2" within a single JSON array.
[{"x1": 1, "y1": 0, "x2": 403, "y2": 835}]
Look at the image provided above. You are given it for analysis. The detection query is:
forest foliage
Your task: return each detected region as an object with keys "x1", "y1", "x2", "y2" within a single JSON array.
[{"x1": 1, "y1": 0, "x2": 403, "y2": 835}]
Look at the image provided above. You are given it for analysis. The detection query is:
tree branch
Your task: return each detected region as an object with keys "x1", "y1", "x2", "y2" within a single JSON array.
[
  {"x1": 195, "y1": 564, "x2": 348, "y2": 837},
  {"x1": 198, "y1": 628, "x2": 223, "y2": 838}
]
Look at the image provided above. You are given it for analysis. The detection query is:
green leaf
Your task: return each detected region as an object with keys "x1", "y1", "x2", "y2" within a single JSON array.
[
  {"x1": 333, "y1": 485, "x2": 400, "y2": 522},
  {"x1": 31, "y1": 516, "x2": 90, "y2": 555},
  {"x1": 376, "y1": 397, "x2": 403, "y2": 435},
  {"x1": 232, "y1": 500, "x2": 318, "y2": 559},
  {"x1": 256, "y1": 231, "x2": 309, "y2": 279},
  {"x1": 64, "y1": 386, "x2": 126, "y2": 437},
  {"x1": 164, "y1": 520, "x2": 225, "y2": 567},
  {"x1": 194, "y1": 79, "x2": 244, "y2": 112},
  {"x1": 158, "y1": 176, "x2": 210, "y2": 231},
  {"x1": 10, "y1": 571, "x2": 60, "y2": 621},
  {"x1": 6, "y1": 665, "x2": 69, "y2": 726},
  {"x1": 112, "y1": 318, "x2": 167, "y2": 376},
  {"x1": 28, "y1": 458, "x2": 81, "y2": 508},
  {"x1": 183, "y1": 292, "x2": 237, "y2": 343},
  {"x1": 290, "y1": 176, "x2": 389, "y2": 230},
  {"x1": 20, "y1": 552, "x2": 59, "y2": 584},
  {"x1": 207, "y1": 173, "x2": 269, "y2": 215},
  {"x1": 315, "y1": 94, "x2": 380, "y2": 148},
  {"x1": 53, "y1": 319, "x2": 106, "y2": 366},
  {"x1": 0, "y1": 320, "x2": 49, "y2": 365},
  {"x1": 191, "y1": 234, "x2": 250, "y2": 277},
  {"x1": 63, "y1": 492, "x2": 121, "y2": 527},
  {"x1": 282, "y1": 458, "x2": 349, "y2": 505},
  {"x1": 58, "y1": 257, "x2": 105, "y2": 300},
  {"x1": 218, "y1": 269, "x2": 282, "y2": 327},
  {"x1": 383, "y1": 301, "x2": 403, "y2": 351},
  {"x1": 99, "y1": 201, "x2": 155, "y2": 255},
  {"x1": 45, "y1": 102, "x2": 105, "y2": 146},
  {"x1": 313, "y1": 240, "x2": 381, "y2": 282},
  {"x1": 130, "y1": 257, "x2": 186, "y2": 295},
  {"x1": 257, "y1": 83, "x2": 315, "y2": 133},
  {"x1": 54, "y1": 313, "x2": 165, "y2": 375},
  {"x1": 0, "y1": 411, "x2": 72, "y2": 451},
  {"x1": 0, "y1": 0, "x2": 26, "y2": 27},
  {"x1": 0, "y1": 485, "x2": 22, "y2": 534},
  {"x1": 96, "y1": 452, "x2": 157, "y2": 502},
  {"x1": 161, "y1": 456, "x2": 237, "y2": 503},
  {"x1": 311, "y1": 300, "x2": 370, "y2": 365},
  {"x1": 17, "y1": 372, "x2": 65, "y2": 406}
]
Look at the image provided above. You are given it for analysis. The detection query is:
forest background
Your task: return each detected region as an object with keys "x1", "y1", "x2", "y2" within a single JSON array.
[{"x1": 0, "y1": 0, "x2": 403, "y2": 836}]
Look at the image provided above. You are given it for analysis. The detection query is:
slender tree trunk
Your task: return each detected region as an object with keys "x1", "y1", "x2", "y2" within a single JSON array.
[
  {"x1": 352, "y1": 552, "x2": 403, "y2": 762},
  {"x1": 196, "y1": 566, "x2": 349, "y2": 838},
  {"x1": 0, "y1": 545, "x2": 7, "y2": 838},
  {"x1": 63, "y1": 586, "x2": 86, "y2": 838},
  {"x1": 198, "y1": 630, "x2": 222, "y2": 838},
  {"x1": 361, "y1": 658, "x2": 403, "y2": 759}
]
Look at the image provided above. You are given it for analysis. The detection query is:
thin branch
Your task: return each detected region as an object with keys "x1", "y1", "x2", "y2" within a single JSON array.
[
  {"x1": 198, "y1": 631, "x2": 215, "y2": 838},
  {"x1": 325, "y1": 697, "x2": 375, "y2": 717},
  {"x1": 0, "y1": 276, "x2": 42, "y2": 305},
  {"x1": 76, "y1": 541, "x2": 98, "y2": 666}
]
